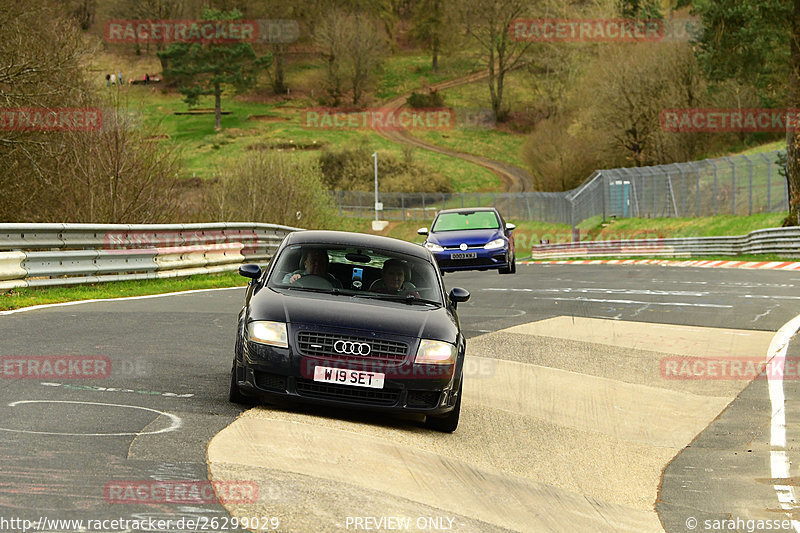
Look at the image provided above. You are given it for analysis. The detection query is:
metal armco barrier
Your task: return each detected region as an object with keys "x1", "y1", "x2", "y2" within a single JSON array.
[
  {"x1": 530, "y1": 227, "x2": 800, "y2": 259},
  {"x1": 0, "y1": 223, "x2": 302, "y2": 290}
]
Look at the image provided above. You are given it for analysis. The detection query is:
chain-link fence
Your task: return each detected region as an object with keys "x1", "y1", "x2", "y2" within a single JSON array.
[
  {"x1": 331, "y1": 150, "x2": 788, "y2": 225},
  {"x1": 589, "y1": 150, "x2": 788, "y2": 221},
  {"x1": 329, "y1": 190, "x2": 572, "y2": 224}
]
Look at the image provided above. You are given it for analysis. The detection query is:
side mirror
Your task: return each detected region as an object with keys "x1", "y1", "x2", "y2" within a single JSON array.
[
  {"x1": 448, "y1": 287, "x2": 470, "y2": 307},
  {"x1": 417, "y1": 227, "x2": 429, "y2": 236},
  {"x1": 506, "y1": 223, "x2": 516, "y2": 231},
  {"x1": 239, "y1": 264, "x2": 262, "y2": 280}
]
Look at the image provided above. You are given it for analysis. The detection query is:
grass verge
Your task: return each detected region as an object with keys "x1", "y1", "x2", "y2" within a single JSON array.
[{"x1": 0, "y1": 272, "x2": 248, "y2": 312}]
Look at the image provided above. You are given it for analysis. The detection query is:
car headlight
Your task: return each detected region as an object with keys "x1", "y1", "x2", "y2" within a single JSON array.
[
  {"x1": 414, "y1": 339, "x2": 456, "y2": 365},
  {"x1": 424, "y1": 241, "x2": 444, "y2": 253},
  {"x1": 247, "y1": 321, "x2": 288, "y2": 348},
  {"x1": 483, "y1": 238, "x2": 506, "y2": 250}
]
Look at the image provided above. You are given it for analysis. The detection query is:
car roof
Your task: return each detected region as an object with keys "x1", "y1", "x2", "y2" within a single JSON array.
[
  {"x1": 435, "y1": 207, "x2": 501, "y2": 215},
  {"x1": 284, "y1": 230, "x2": 430, "y2": 260}
]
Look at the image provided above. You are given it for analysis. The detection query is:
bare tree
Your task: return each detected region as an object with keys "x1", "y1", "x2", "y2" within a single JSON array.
[
  {"x1": 56, "y1": 106, "x2": 182, "y2": 223},
  {"x1": 111, "y1": 0, "x2": 189, "y2": 58},
  {"x1": 580, "y1": 43, "x2": 709, "y2": 167},
  {"x1": 0, "y1": 0, "x2": 184, "y2": 223},
  {"x1": 313, "y1": 10, "x2": 386, "y2": 105},
  {"x1": 313, "y1": 10, "x2": 350, "y2": 105},
  {"x1": 344, "y1": 13, "x2": 387, "y2": 105},
  {"x1": 209, "y1": 149, "x2": 332, "y2": 227},
  {"x1": 463, "y1": 0, "x2": 534, "y2": 121},
  {"x1": 410, "y1": 0, "x2": 459, "y2": 72},
  {"x1": 0, "y1": 0, "x2": 94, "y2": 220}
]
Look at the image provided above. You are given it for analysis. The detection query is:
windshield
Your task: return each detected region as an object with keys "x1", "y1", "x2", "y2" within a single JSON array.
[
  {"x1": 267, "y1": 244, "x2": 443, "y2": 305},
  {"x1": 432, "y1": 211, "x2": 501, "y2": 232}
]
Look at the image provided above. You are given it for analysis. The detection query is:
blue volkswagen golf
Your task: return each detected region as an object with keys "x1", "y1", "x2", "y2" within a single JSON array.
[{"x1": 418, "y1": 207, "x2": 516, "y2": 274}]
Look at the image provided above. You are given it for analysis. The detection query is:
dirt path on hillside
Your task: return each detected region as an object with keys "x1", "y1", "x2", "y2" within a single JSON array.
[{"x1": 373, "y1": 71, "x2": 532, "y2": 193}]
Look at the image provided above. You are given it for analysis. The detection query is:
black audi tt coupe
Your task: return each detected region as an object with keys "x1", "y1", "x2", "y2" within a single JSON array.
[{"x1": 230, "y1": 230, "x2": 471, "y2": 432}]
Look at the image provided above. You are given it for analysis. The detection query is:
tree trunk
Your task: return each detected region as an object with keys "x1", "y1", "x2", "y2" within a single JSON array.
[
  {"x1": 786, "y1": 0, "x2": 800, "y2": 226},
  {"x1": 215, "y1": 81, "x2": 222, "y2": 131},
  {"x1": 272, "y1": 45, "x2": 287, "y2": 94},
  {"x1": 432, "y1": 0, "x2": 440, "y2": 73},
  {"x1": 432, "y1": 32, "x2": 439, "y2": 72}
]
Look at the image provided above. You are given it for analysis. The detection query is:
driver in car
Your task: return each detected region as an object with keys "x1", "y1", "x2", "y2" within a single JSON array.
[
  {"x1": 283, "y1": 248, "x2": 343, "y2": 287},
  {"x1": 370, "y1": 258, "x2": 420, "y2": 297}
]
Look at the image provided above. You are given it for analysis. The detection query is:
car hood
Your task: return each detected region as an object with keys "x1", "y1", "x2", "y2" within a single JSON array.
[
  {"x1": 429, "y1": 228, "x2": 503, "y2": 246},
  {"x1": 249, "y1": 288, "x2": 458, "y2": 342}
]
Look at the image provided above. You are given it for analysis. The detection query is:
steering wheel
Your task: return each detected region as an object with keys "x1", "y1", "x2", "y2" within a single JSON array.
[{"x1": 293, "y1": 274, "x2": 334, "y2": 289}]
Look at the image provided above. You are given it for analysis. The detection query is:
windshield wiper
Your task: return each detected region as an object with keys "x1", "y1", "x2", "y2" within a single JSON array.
[
  {"x1": 277, "y1": 285, "x2": 342, "y2": 295},
  {"x1": 355, "y1": 293, "x2": 441, "y2": 306}
]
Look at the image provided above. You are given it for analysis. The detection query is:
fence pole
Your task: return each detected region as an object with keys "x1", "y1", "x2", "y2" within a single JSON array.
[
  {"x1": 760, "y1": 153, "x2": 772, "y2": 212},
  {"x1": 600, "y1": 172, "x2": 606, "y2": 222},
  {"x1": 724, "y1": 156, "x2": 735, "y2": 215},
  {"x1": 674, "y1": 163, "x2": 687, "y2": 216},
  {"x1": 687, "y1": 162, "x2": 700, "y2": 217},
  {"x1": 707, "y1": 159, "x2": 718, "y2": 215},
  {"x1": 742, "y1": 155, "x2": 753, "y2": 215},
  {"x1": 622, "y1": 168, "x2": 640, "y2": 217}
]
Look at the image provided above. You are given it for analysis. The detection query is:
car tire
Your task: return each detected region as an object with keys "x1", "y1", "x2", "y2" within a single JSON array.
[
  {"x1": 425, "y1": 379, "x2": 462, "y2": 433},
  {"x1": 229, "y1": 360, "x2": 251, "y2": 404},
  {"x1": 499, "y1": 252, "x2": 515, "y2": 274}
]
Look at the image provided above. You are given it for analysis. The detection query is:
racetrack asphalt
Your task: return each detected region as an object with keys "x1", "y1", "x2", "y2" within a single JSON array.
[{"x1": 2, "y1": 264, "x2": 799, "y2": 532}]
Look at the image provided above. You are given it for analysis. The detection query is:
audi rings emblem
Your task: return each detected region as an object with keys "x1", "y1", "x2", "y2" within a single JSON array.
[{"x1": 334, "y1": 340, "x2": 371, "y2": 356}]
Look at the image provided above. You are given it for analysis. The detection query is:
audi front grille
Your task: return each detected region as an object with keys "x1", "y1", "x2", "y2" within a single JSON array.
[
  {"x1": 295, "y1": 378, "x2": 401, "y2": 406},
  {"x1": 297, "y1": 331, "x2": 408, "y2": 364}
]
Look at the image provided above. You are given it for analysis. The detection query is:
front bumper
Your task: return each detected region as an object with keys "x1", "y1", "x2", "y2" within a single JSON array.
[
  {"x1": 236, "y1": 335, "x2": 462, "y2": 415},
  {"x1": 433, "y1": 248, "x2": 509, "y2": 272}
]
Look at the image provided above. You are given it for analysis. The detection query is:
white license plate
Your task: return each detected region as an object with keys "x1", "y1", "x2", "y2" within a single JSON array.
[
  {"x1": 450, "y1": 252, "x2": 477, "y2": 259},
  {"x1": 313, "y1": 366, "x2": 385, "y2": 389}
]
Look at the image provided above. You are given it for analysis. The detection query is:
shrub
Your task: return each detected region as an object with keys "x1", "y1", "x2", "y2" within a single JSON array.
[
  {"x1": 406, "y1": 90, "x2": 446, "y2": 109},
  {"x1": 318, "y1": 144, "x2": 451, "y2": 193},
  {"x1": 207, "y1": 150, "x2": 333, "y2": 228}
]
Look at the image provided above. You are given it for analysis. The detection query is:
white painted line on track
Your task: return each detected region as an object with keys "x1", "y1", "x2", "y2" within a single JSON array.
[
  {"x1": 0, "y1": 400, "x2": 182, "y2": 436},
  {"x1": 0, "y1": 286, "x2": 244, "y2": 316},
  {"x1": 482, "y1": 293, "x2": 732, "y2": 308},
  {"x1": 766, "y1": 314, "x2": 800, "y2": 532}
]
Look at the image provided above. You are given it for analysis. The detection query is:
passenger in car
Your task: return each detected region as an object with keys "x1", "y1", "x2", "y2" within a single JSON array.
[
  {"x1": 369, "y1": 259, "x2": 419, "y2": 297},
  {"x1": 283, "y1": 248, "x2": 343, "y2": 287}
]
